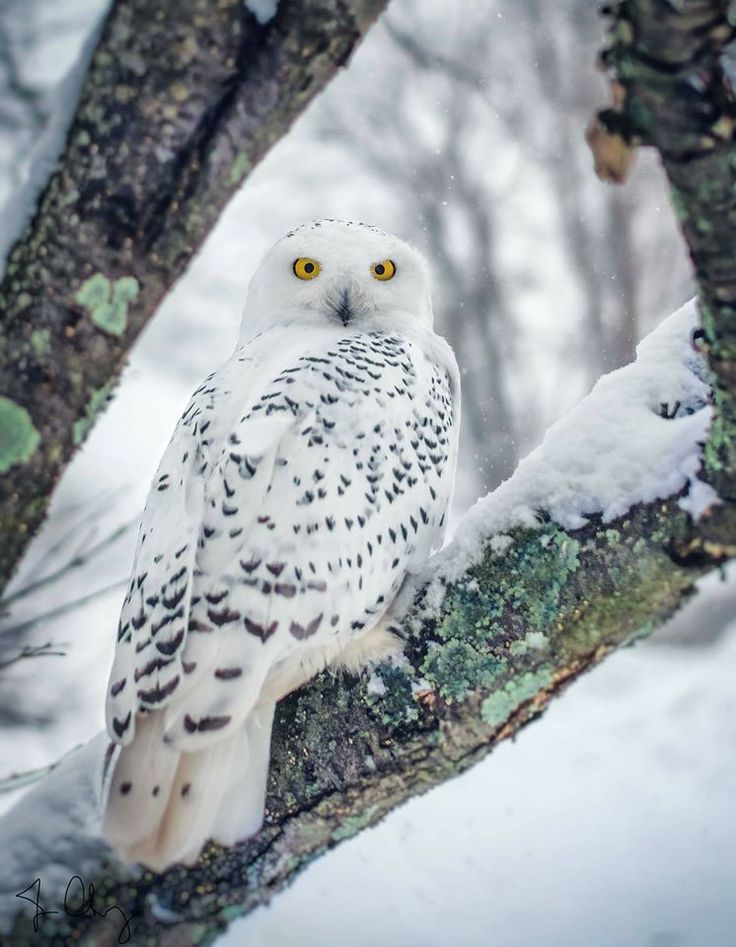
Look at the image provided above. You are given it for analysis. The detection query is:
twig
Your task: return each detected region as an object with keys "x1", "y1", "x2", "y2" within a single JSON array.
[
  {"x1": 0, "y1": 579, "x2": 126, "y2": 639},
  {"x1": 0, "y1": 519, "x2": 135, "y2": 611},
  {"x1": 0, "y1": 641, "x2": 67, "y2": 670},
  {"x1": 0, "y1": 742, "x2": 83, "y2": 794}
]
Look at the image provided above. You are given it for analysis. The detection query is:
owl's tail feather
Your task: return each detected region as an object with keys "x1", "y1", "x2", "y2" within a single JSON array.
[
  {"x1": 101, "y1": 705, "x2": 276, "y2": 872},
  {"x1": 210, "y1": 702, "x2": 276, "y2": 847},
  {"x1": 101, "y1": 710, "x2": 181, "y2": 855}
]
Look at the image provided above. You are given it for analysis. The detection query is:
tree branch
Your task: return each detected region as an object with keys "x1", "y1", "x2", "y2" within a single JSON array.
[
  {"x1": 591, "y1": 0, "x2": 736, "y2": 537},
  {"x1": 0, "y1": 0, "x2": 390, "y2": 596}
]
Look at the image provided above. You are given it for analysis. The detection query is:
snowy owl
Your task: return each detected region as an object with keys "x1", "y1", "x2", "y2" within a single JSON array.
[{"x1": 101, "y1": 220, "x2": 461, "y2": 871}]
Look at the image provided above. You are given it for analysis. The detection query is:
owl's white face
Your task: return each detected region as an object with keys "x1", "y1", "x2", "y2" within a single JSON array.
[{"x1": 242, "y1": 220, "x2": 434, "y2": 335}]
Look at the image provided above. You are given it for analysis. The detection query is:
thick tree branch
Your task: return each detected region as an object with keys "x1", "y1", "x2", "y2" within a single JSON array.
[
  {"x1": 0, "y1": 493, "x2": 708, "y2": 946},
  {"x1": 591, "y1": 0, "x2": 736, "y2": 546},
  {"x1": 0, "y1": 0, "x2": 390, "y2": 596},
  {"x1": 1, "y1": 3, "x2": 735, "y2": 945}
]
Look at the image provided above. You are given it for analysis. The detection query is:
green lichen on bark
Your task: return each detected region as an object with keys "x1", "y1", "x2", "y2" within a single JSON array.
[
  {"x1": 29, "y1": 329, "x2": 50, "y2": 356},
  {"x1": 481, "y1": 668, "x2": 553, "y2": 727},
  {"x1": 0, "y1": 397, "x2": 40, "y2": 473},
  {"x1": 228, "y1": 151, "x2": 252, "y2": 186},
  {"x1": 417, "y1": 527, "x2": 581, "y2": 705},
  {"x1": 75, "y1": 273, "x2": 140, "y2": 337}
]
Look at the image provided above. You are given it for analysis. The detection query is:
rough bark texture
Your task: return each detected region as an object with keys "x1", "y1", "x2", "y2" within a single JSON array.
[
  {"x1": 596, "y1": 0, "x2": 736, "y2": 548},
  {"x1": 0, "y1": 0, "x2": 390, "y2": 596},
  {"x1": 2, "y1": 2, "x2": 736, "y2": 945}
]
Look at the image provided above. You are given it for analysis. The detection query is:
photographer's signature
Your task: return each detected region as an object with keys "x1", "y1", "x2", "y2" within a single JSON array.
[{"x1": 16, "y1": 875, "x2": 131, "y2": 943}]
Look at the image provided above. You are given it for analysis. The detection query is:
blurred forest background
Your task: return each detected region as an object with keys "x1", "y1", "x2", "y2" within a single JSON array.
[{"x1": 0, "y1": 1, "x2": 734, "y2": 945}]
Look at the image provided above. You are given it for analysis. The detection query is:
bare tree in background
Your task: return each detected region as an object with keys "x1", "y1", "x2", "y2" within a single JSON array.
[
  {"x1": 515, "y1": 0, "x2": 691, "y2": 378},
  {"x1": 319, "y1": 4, "x2": 521, "y2": 494}
]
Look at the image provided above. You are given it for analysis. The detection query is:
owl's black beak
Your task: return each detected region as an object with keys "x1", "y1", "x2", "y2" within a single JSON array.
[{"x1": 335, "y1": 287, "x2": 352, "y2": 326}]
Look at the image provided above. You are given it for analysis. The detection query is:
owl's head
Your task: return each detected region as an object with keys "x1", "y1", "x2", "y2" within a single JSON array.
[{"x1": 242, "y1": 220, "x2": 434, "y2": 335}]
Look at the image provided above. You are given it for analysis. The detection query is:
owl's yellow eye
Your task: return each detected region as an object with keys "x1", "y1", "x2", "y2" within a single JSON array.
[
  {"x1": 371, "y1": 259, "x2": 396, "y2": 281},
  {"x1": 293, "y1": 258, "x2": 321, "y2": 280}
]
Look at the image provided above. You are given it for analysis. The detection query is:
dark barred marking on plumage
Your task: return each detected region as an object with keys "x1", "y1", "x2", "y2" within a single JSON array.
[
  {"x1": 156, "y1": 629, "x2": 184, "y2": 655},
  {"x1": 112, "y1": 712, "x2": 132, "y2": 738},
  {"x1": 205, "y1": 590, "x2": 228, "y2": 605},
  {"x1": 184, "y1": 713, "x2": 232, "y2": 733},
  {"x1": 207, "y1": 606, "x2": 241, "y2": 626},
  {"x1": 244, "y1": 617, "x2": 278, "y2": 642},
  {"x1": 273, "y1": 581, "x2": 295, "y2": 597},
  {"x1": 151, "y1": 607, "x2": 183, "y2": 636},
  {"x1": 135, "y1": 656, "x2": 174, "y2": 682},
  {"x1": 110, "y1": 678, "x2": 126, "y2": 697},
  {"x1": 289, "y1": 614, "x2": 323, "y2": 640},
  {"x1": 137, "y1": 676, "x2": 180, "y2": 705}
]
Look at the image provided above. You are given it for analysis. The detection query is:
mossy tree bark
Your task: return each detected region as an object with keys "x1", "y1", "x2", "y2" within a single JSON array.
[
  {"x1": 2, "y1": 2, "x2": 736, "y2": 945},
  {"x1": 0, "y1": 0, "x2": 390, "y2": 596},
  {"x1": 592, "y1": 0, "x2": 736, "y2": 540}
]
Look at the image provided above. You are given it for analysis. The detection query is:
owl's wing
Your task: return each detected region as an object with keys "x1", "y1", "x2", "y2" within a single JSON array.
[
  {"x1": 155, "y1": 404, "x2": 313, "y2": 749},
  {"x1": 405, "y1": 333, "x2": 461, "y2": 571},
  {"x1": 107, "y1": 330, "x2": 461, "y2": 753},
  {"x1": 105, "y1": 358, "x2": 309, "y2": 746},
  {"x1": 105, "y1": 381, "x2": 212, "y2": 746}
]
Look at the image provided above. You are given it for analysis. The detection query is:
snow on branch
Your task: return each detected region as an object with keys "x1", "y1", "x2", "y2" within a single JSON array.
[
  {"x1": 591, "y1": 0, "x2": 736, "y2": 536},
  {"x1": 431, "y1": 300, "x2": 716, "y2": 586}
]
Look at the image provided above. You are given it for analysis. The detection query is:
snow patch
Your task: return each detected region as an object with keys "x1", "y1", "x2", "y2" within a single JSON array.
[
  {"x1": 0, "y1": 733, "x2": 122, "y2": 935},
  {"x1": 0, "y1": 4, "x2": 110, "y2": 276},
  {"x1": 244, "y1": 0, "x2": 278, "y2": 24},
  {"x1": 489, "y1": 534, "x2": 513, "y2": 555},
  {"x1": 678, "y1": 477, "x2": 721, "y2": 520},
  {"x1": 429, "y1": 299, "x2": 713, "y2": 582},
  {"x1": 366, "y1": 672, "x2": 387, "y2": 697}
]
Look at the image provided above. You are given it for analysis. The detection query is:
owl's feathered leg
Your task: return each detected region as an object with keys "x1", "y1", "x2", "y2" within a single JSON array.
[
  {"x1": 257, "y1": 618, "x2": 404, "y2": 707},
  {"x1": 333, "y1": 620, "x2": 404, "y2": 675}
]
